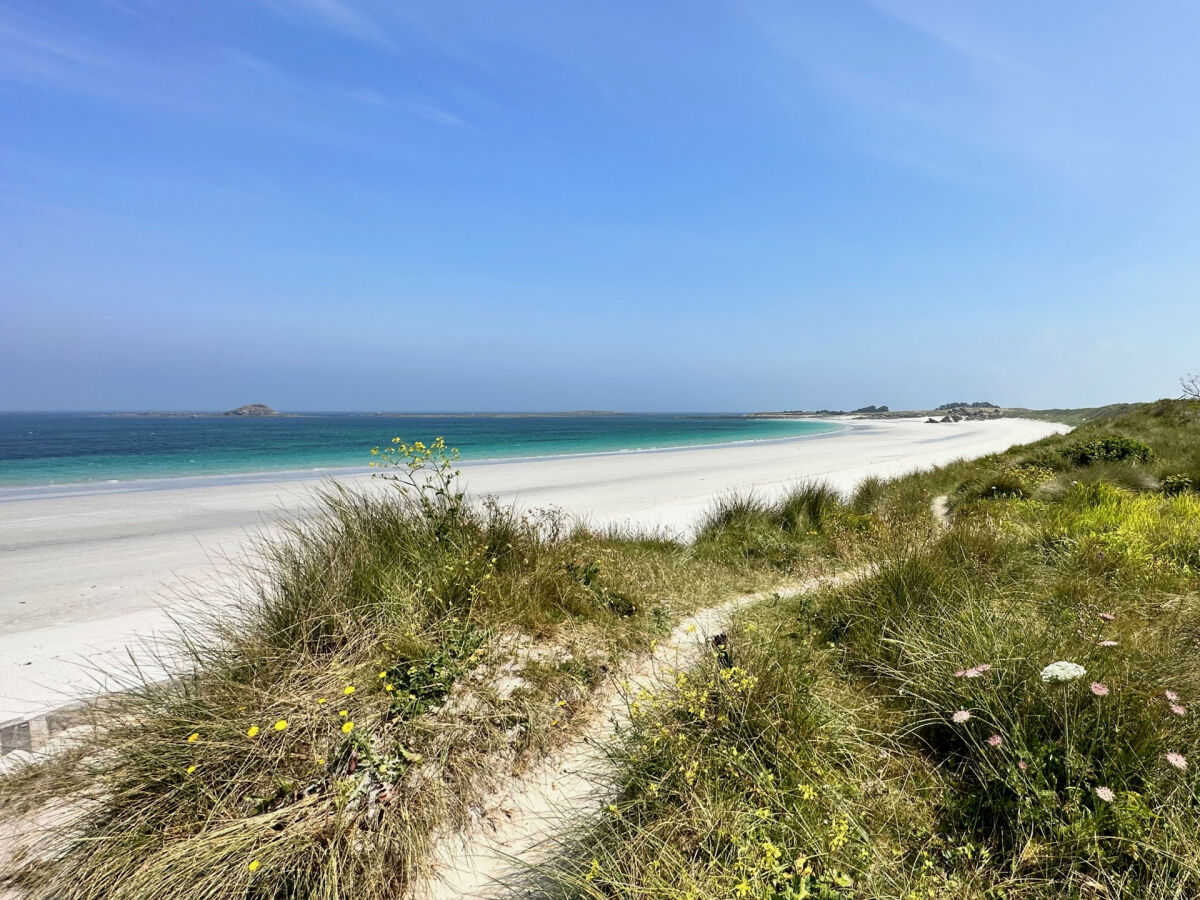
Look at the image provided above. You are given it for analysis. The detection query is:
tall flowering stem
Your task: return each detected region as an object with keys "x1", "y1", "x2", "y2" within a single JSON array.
[{"x1": 369, "y1": 437, "x2": 466, "y2": 534}]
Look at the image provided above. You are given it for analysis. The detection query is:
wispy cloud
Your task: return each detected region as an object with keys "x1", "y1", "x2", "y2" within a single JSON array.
[
  {"x1": 405, "y1": 96, "x2": 468, "y2": 128},
  {"x1": 257, "y1": 0, "x2": 388, "y2": 46},
  {"x1": 736, "y1": 0, "x2": 1137, "y2": 187},
  {"x1": 0, "y1": 9, "x2": 121, "y2": 83},
  {"x1": 864, "y1": 0, "x2": 1022, "y2": 71},
  {"x1": 337, "y1": 86, "x2": 394, "y2": 109}
]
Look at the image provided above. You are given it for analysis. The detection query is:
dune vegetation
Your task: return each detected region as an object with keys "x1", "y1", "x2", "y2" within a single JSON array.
[
  {"x1": 3, "y1": 404, "x2": 1200, "y2": 899},
  {"x1": 552, "y1": 400, "x2": 1200, "y2": 899}
]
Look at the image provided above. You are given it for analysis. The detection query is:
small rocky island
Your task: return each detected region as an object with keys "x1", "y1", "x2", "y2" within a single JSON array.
[{"x1": 222, "y1": 403, "x2": 278, "y2": 417}]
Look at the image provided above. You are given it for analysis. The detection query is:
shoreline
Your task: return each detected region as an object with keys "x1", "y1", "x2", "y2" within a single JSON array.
[
  {"x1": 0, "y1": 417, "x2": 1069, "y2": 724},
  {"x1": 0, "y1": 419, "x2": 851, "y2": 501}
]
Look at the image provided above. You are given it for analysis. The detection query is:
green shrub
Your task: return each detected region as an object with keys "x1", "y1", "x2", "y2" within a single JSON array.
[
  {"x1": 1162, "y1": 473, "x2": 1194, "y2": 496},
  {"x1": 1062, "y1": 435, "x2": 1154, "y2": 467}
]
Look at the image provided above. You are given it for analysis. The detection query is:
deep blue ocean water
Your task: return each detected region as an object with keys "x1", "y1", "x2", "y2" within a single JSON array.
[{"x1": 0, "y1": 413, "x2": 840, "y2": 490}]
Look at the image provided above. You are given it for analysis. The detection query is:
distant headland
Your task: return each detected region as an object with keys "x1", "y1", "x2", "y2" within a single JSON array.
[{"x1": 748, "y1": 401, "x2": 1136, "y2": 427}]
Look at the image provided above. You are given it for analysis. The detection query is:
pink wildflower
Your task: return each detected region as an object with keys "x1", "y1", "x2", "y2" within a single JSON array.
[
  {"x1": 1094, "y1": 786, "x2": 1115, "y2": 802},
  {"x1": 1170, "y1": 704, "x2": 1187, "y2": 717},
  {"x1": 1017, "y1": 760, "x2": 1028, "y2": 771},
  {"x1": 1090, "y1": 682, "x2": 1109, "y2": 697},
  {"x1": 1166, "y1": 752, "x2": 1188, "y2": 771},
  {"x1": 1098, "y1": 612, "x2": 1116, "y2": 622},
  {"x1": 1098, "y1": 640, "x2": 1119, "y2": 647},
  {"x1": 955, "y1": 664, "x2": 992, "y2": 678},
  {"x1": 987, "y1": 734, "x2": 1003, "y2": 748},
  {"x1": 1166, "y1": 690, "x2": 1179, "y2": 701},
  {"x1": 952, "y1": 710, "x2": 971, "y2": 724}
]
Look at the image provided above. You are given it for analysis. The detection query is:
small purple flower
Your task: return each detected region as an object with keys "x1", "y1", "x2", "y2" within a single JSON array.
[
  {"x1": 1170, "y1": 703, "x2": 1187, "y2": 717},
  {"x1": 1166, "y1": 690, "x2": 1179, "y2": 701},
  {"x1": 986, "y1": 734, "x2": 1003, "y2": 748},
  {"x1": 1090, "y1": 682, "x2": 1109, "y2": 697}
]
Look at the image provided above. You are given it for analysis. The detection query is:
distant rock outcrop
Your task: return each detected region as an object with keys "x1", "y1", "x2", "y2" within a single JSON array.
[
  {"x1": 934, "y1": 405, "x2": 1003, "y2": 423},
  {"x1": 853, "y1": 405, "x2": 889, "y2": 414},
  {"x1": 223, "y1": 403, "x2": 278, "y2": 417}
]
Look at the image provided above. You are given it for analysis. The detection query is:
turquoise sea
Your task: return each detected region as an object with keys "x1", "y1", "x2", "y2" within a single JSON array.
[{"x1": 0, "y1": 413, "x2": 841, "y2": 492}]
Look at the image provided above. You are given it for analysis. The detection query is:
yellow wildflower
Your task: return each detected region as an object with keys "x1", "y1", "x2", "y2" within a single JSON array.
[
  {"x1": 342, "y1": 721, "x2": 355, "y2": 734},
  {"x1": 186, "y1": 765, "x2": 196, "y2": 774},
  {"x1": 339, "y1": 709, "x2": 348, "y2": 717},
  {"x1": 384, "y1": 683, "x2": 395, "y2": 692},
  {"x1": 187, "y1": 732, "x2": 199, "y2": 743},
  {"x1": 343, "y1": 686, "x2": 355, "y2": 695},
  {"x1": 273, "y1": 719, "x2": 288, "y2": 732},
  {"x1": 317, "y1": 698, "x2": 327, "y2": 705},
  {"x1": 246, "y1": 725, "x2": 260, "y2": 738},
  {"x1": 248, "y1": 860, "x2": 261, "y2": 873}
]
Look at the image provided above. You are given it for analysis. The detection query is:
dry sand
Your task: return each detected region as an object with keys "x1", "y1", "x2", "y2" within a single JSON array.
[{"x1": 0, "y1": 417, "x2": 1067, "y2": 722}]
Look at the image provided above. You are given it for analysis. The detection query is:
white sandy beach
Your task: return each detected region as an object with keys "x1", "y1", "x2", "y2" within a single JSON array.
[{"x1": 0, "y1": 417, "x2": 1068, "y2": 723}]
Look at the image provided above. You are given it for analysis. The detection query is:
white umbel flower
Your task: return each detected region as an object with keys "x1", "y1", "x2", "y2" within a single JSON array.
[{"x1": 1040, "y1": 661, "x2": 1086, "y2": 683}]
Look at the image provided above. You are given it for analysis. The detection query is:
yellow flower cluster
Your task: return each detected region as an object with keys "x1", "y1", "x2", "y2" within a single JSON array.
[{"x1": 181, "y1": 677, "x2": 385, "y2": 787}]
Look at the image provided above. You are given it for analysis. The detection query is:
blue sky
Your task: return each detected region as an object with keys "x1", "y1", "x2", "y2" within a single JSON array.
[{"x1": 3, "y1": 0, "x2": 1199, "y2": 411}]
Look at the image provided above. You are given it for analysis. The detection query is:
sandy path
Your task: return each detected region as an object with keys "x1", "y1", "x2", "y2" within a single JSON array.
[
  {"x1": 412, "y1": 500, "x2": 952, "y2": 897},
  {"x1": 0, "y1": 417, "x2": 1067, "y2": 722},
  {"x1": 410, "y1": 570, "x2": 865, "y2": 899}
]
